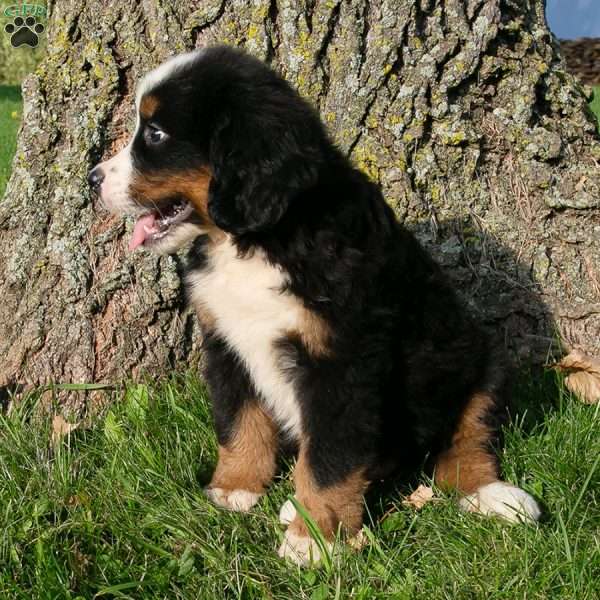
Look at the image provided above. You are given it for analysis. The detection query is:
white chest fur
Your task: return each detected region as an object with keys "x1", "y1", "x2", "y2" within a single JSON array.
[{"x1": 188, "y1": 239, "x2": 304, "y2": 438}]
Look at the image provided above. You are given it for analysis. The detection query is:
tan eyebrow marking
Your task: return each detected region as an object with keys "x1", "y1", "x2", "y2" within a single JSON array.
[{"x1": 139, "y1": 94, "x2": 160, "y2": 120}]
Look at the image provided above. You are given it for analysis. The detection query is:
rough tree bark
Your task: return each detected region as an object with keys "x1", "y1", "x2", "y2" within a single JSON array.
[{"x1": 1, "y1": 0, "x2": 599, "y2": 391}]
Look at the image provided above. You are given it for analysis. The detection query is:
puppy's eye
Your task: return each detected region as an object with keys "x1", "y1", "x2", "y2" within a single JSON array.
[{"x1": 144, "y1": 124, "x2": 168, "y2": 145}]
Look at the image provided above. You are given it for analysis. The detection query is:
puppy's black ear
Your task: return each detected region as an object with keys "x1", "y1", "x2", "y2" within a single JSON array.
[{"x1": 207, "y1": 114, "x2": 322, "y2": 235}]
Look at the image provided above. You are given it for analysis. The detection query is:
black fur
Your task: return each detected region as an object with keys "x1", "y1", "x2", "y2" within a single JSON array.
[
  {"x1": 201, "y1": 331, "x2": 257, "y2": 447},
  {"x1": 149, "y1": 46, "x2": 507, "y2": 490}
]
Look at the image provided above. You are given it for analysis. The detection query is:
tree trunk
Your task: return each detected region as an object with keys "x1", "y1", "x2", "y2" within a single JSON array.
[{"x1": 1, "y1": 0, "x2": 599, "y2": 391}]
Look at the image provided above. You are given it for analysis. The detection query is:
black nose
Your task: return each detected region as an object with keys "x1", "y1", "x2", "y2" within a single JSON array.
[{"x1": 87, "y1": 166, "x2": 105, "y2": 191}]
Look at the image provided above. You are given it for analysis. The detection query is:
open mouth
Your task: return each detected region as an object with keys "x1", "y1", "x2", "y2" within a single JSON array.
[{"x1": 129, "y1": 198, "x2": 193, "y2": 250}]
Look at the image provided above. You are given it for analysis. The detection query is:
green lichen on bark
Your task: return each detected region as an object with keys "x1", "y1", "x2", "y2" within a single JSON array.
[{"x1": 0, "y1": 0, "x2": 599, "y2": 391}]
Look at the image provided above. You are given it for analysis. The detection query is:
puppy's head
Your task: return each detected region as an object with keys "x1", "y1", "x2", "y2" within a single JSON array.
[{"x1": 89, "y1": 46, "x2": 326, "y2": 253}]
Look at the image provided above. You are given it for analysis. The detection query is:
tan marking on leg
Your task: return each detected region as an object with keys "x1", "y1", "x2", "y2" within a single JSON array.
[
  {"x1": 139, "y1": 94, "x2": 160, "y2": 120},
  {"x1": 209, "y1": 402, "x2": 278, "y2": 495},
  {"x1": 296, "y1": 308, "x2": 332, "y2": 358},
  {"x1": 434, "y1": 392, "x2": 500, "y2": 495},
  {"x1": 289, "y1": 447, "x2": 367, "y2": 539}
]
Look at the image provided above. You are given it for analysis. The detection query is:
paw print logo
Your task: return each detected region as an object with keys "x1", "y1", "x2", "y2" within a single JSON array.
[{"x1": 4, "y1": 16, "x2": 45, "y2": 48}]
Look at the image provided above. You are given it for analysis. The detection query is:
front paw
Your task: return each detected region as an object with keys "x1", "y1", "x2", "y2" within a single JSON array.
[
  {"x1": 278, "y1": 526, "x2": 332, "y2": 566},
  {"x1": 205, "y1": 486, "x2": 262, "y2": 512}
]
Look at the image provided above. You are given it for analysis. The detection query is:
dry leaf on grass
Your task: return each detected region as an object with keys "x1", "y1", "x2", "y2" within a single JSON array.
[
  {"x1": 554, "y1": 350, "x2": 600, "y2": 405},
  {"x1": 51, "y1": 414, "x2": 79, "y2": 444},
  {"x1": 402, "y1": 484, "x2": 435, "y2": 509}
]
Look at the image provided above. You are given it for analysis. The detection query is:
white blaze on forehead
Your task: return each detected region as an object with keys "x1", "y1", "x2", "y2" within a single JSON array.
[{"x1": 135, "y1": 50, "x2": 204, "y2": 113}]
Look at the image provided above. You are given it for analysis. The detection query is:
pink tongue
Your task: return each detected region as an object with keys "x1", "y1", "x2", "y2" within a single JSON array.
[{"x1": 129, "y1": 213, "x2": 158, "y2": 251}]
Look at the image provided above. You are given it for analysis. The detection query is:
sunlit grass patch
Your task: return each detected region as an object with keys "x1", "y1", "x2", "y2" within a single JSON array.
[
  {"x1": 590, "y1": 86, "x2": 600, "y2": 128},
  {"x1": 0, "y1": 84, "x2": 21, "y2": 199},
  {"x1": 0, "y1": 371, "x2": 598, "y2": 598}
]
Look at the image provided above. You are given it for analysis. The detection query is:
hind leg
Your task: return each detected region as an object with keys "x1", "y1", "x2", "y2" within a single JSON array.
[{"x1": 434, "y1": 392, "x2": 540, "y2": 523}]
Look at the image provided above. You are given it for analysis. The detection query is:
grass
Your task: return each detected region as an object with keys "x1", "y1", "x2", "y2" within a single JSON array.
[
  {"x1": 0, "y1": 372, "x2": 599, "y2": 599},
  {"x1": 590, "y1": 87, "x2": 600, "y2": 126},
  {"x1": 0, "y1": 85, "x2": 21, "y2": 199}
]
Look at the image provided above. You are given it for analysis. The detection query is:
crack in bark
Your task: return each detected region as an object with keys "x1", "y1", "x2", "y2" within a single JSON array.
[
  {"x1": 467, "y1": 0, "x2": 489, "y2": 25},
  {"x1": 67, "y1": 12, "x2": 82, "y2": 43},
  {"x1": 315, "y1": 0, "x2": 342, "y2": 108},
  {"x1": 305, "y1": 0, "x2": 316, "y2": 34},
  {"x1": 190, "y1": 0, "x2": 227, "y2": 47},
  {"x1": 265, "y1": 0, "x2": 280, "y2": 64},
  {"x1": 356, "y1": 0, "x2": 370, "y2": 82}
]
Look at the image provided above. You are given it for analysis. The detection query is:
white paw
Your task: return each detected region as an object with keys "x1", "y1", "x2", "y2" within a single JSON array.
[
  {"x1": 279, "y1": 498, "x2": 297, "y2": 525},
  {"x1": 460, "y1": 481, "x2": 541, "y2": 523},
  {"x1": 205, "y1": 487, "x2": 262, "y2": 512},
  {"x1": 278, "y1": 528, "x2": 332, "y2": 566}
]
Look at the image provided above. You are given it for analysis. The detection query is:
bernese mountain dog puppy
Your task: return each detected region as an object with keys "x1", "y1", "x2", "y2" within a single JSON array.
[{"x1": 89, "y1": 45, "x2": 541, "y2": 564}]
